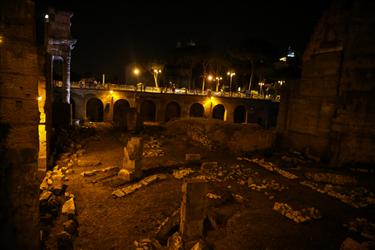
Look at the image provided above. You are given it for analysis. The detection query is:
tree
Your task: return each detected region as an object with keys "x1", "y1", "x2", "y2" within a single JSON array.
[{"x1": 231, "y1": 39, "x2": 277, "y2": 92}]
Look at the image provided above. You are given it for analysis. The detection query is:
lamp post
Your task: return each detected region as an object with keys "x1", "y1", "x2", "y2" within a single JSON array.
[
  {"x1": 153, "y1": 69, "x2": 162, "y2": 88},
  {"x1": 215, "y1": 76, "x2": 222, "y2": 92},
  {"x1": 227, "y1": 71, "x2": 235, "y2": 96},
  {"x1": 258, "y1": 82, "x2": 265, "y2": 98}
]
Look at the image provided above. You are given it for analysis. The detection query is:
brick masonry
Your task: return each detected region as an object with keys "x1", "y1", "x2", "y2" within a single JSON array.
[{"x1": 277, "y1": 0, "x2": 375, "y2": 166}]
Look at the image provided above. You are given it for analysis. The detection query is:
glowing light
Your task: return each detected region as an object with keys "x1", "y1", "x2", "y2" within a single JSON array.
[
  {"x1": 238, "y1": 87, "x2": 241, "y2": 92},
  {"x1": 110, "y1": 90, "x2": 114, "y2": 94},
  {"x1": 207, "y1": 75, "x2": 213, "y2": 81},
  {"x1": 44, "y1": 14, "x2": 49, "y2": 19},
  {"x1": 279, "y1": 57, "x2": 287, "y2": 62},
  {"x1": 37, "y1": 96, "x2": 42, "y2": 101},
  {"x1": 227, "y1": 71, "x2": 236, "y2": 76},
  {"x1": 0, "y1": 35, "x2": 3, "y2": 44},
  {"x1": 278, "y1": 80, "x2": 285, "y2": 85},
  {"x1": 133, "y1": 68, "x2": 140, "y2": 76}
]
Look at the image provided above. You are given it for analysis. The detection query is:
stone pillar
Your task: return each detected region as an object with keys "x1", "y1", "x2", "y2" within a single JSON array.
[
  {"x1": 180, "y1": 180, "x2": 209, "y2": 248},
  {"x1": 62, "y1": 54, "x2": 71, "y2": 104},
  {"x1": 119, "y1": 137, "x2": 143, "y2": 181}
]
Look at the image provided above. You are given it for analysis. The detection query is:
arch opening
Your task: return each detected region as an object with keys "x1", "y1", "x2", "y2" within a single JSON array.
[
  {"x1": 165, "y1": 101, "x2": 181, "y2": 122},
  {"x1": 212, "y1": 104, "x2": 225, "y2": 120},
  {"x1": 189, "y1": 103, "x2": 204, "y2": 117},
  {"x1": 86, "y1": 98, "x2": 103, "y2": 122}
]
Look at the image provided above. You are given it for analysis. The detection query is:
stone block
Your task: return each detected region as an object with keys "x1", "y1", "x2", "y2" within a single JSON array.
[
  {"x1": 62, "y1": 198, "x2": 75, "y2": 216},
  {"x1": 118, "y1": 169, "x2": 139, "y2": 182},
  {"x1": 200, "y1": 162, "x2": 218, "y2": 173},
  {"x1": 185, "y1": 154, "x2": 201, "y2": 163},
  {"x1": 180, "y1": 180, "x2": 209, "y2": 242}
]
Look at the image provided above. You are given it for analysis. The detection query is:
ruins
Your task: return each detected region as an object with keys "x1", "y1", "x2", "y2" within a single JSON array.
[{"x1": 0, "y1": 0, "x2": 374, "y2": 249}]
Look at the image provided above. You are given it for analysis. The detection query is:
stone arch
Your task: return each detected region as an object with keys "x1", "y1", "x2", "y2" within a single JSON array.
[
  {"x1": 113, "y1": 99, "x2": 130, "y2": 127},
  {"x1": 140, "y1": 100, "x2": 156, "y2": 122},
  {"x1": 234, "y1": 105, "x2": 246, "y2": 123},
  {"x1": 165, "y1": 101, "x2": 181, "y2": 122},
  {"x1": 86, "y1": 98, "x2": 103, "y2": 122},
  {"x1": 189, "y1": 103, "x2": 204, "y2": 117},
  {"x1": 212, "y1": 104, "x2": 225, "y2": 120}
]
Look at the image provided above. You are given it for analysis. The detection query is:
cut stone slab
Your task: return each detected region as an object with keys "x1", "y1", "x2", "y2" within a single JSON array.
[
  {"x1": 62, "y1": 197, "x2": 76, "y2": 216},
  {"x1": 112, "y1": 189, "x2": 125, "y2": 198},
  {"x1": 200, "y1": 162, "x2": 218, "y2": 173},
  {"x1": 185, "y1": 154, "x2": 201, "y2": 163},
  {"x1": 173, "y1": 168, "x2": 194, "y2": 179},
  {"x1": 39, "y1": 190, "x2": 53, "y2": 202},
  {"x1": 118, "y1": 169, "x2": 136, "y2": 182}
]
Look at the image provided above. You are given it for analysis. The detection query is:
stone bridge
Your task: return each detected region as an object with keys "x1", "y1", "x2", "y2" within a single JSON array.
[{"x1": 62, "y1": 87, "x2": 279, "y2": 127}]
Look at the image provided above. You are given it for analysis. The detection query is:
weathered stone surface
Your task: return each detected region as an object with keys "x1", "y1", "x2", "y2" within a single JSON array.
[
  {"x1": 190, "y1": 239, "x2": 209, "y2": 250},
  {"x1": 167, "y1": 232, "x2": 183, "y2": 250},
  {"x1": 62, "y1": 198, "x2": 76, "y2": 216},
  {"x1": 273, "y1": 202, "x2": 321, "y2": 223},
  {"x1": 340, "y1": 237, "x2": 362, "y2": 250},
  {"x1": 200, "y1": 162, "x2": 218, "y2": 173},
  {"x1": 63, "y1": 219, "x2": 77, "y2": 235},
  {"x1": 112, "y1": 189, "x2": 125, "y2": 198},
  {"x1": 156, "y1": 209, "x2": 180, "y2": 241},
  {"x1": 39, "y1": 190, "x2": 53, "y2": 202},
  {"x1": 173, "y1": 168, "x2": 194, "y2": 179},
  {"x1": 122, "y1": 137, "x2": 143, "y2": 181},
  {"x1": 118, "y1": 169, "x2": 136, "y2": 182},
  {"x1": 277, "y1": 0, "x2": 375, "y2": 167},
  {"x1": 180, "y1": 180, "x2": 209, "y2": 243},
  {"x1": 57, "y1": 231, "x2": 73, "y2": 250},
  {"x1": 185, "y1": 154, "x2": 201, "y2": 163},
  {"x1": 305, "y1": 172, "x2": 357, "y2": 185}
]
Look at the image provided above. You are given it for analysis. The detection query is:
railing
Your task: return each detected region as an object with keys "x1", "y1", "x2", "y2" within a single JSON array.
[{"x1": 54, "y1": 81, "x2": 279, "y2": 101}]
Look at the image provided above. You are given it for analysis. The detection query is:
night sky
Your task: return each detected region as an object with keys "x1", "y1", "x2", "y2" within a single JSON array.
[{"x1": 45, "y1": 0, "x2": 331, "y2": 81}]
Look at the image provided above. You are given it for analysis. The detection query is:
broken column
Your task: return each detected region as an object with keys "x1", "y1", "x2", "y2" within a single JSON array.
[
  {"x1": 179, "y1": 180, "x2": 209, "y2": 248},
  {"x1": 119, "y1": 137, "x2": 143, "y2": 182}
]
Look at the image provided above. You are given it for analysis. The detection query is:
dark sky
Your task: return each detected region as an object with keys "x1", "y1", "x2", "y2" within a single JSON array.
[{"x1": 47, "y1": 0, "x2": 331, "y2": 80}]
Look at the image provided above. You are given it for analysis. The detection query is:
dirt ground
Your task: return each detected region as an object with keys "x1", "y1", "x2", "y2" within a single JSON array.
[{"x1": 44, "y1": 122, "x2": 375, "y2": 250}]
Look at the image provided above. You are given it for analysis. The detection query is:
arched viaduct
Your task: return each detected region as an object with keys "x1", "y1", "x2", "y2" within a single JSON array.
[{"x1": 67, "y1": 88, "x2": 279, "y2": 127}]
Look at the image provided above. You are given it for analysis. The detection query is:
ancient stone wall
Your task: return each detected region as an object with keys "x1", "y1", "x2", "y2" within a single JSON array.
[
  {"x1": 0, "y1": 0, "x2": 41, "y2": 248},
  {"x1": 277, "y1": 0, "x2": 375, "y2": 166}
]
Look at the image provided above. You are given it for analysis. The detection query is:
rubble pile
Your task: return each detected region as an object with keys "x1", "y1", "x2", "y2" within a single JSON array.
[
  {"x1": 305, "y1": 172, "x2": 357, "y2": 185},
  {"x1": 186, "y1": 124, "x2": 213, "y2": 150},
  {"x1": 344, "y1": 218, "x2": 375, "y2": 241},
  {"x1": 273, "y1": 202, "x2": 321, "y2": 223},
  {"x1": 239, "y1": 157, "x2": 299, "y2": 180},
  {"x1": 133, "y1": 238, "x2": 162, "y2": 250},
  {"x1": 112, "y1": 174, "x2": 168, "y2": 198},
  {"x1": 143, "y1": 136, "x2": 165, "y2": 158},
  {"x1": 40, "y1": 163, "x2": 78, "y2": 247},
  {"x1": 172, "y1": 168, "x2": 195, "y2": 179},
  {"x1": 300, "y1": 180, "x2": 375, "y2": 208},
  {"x1": 248, "y1": 177, "x2": 287, "y2": 192},
  {"x1": 198, "y1": 162, "x2": 256, "y2": 184}
]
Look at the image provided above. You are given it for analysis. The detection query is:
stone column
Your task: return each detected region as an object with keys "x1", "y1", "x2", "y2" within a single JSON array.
[
  {"x1": 180, "y1": 180, "x2": 209, "y2": 248},
  {"x1": 62, "y1": 53, "x2": 71, "y2": 104}
]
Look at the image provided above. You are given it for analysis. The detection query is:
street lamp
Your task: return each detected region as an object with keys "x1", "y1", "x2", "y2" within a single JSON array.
[
  {"x1": 227, "y1": 71, "x2": 235, "y2": 96},
  {"x1": 215, "y1": 76, "x2": 222, "y2": 92},
  {"x1": 258, "y1": 82, "x2": 265, "y2": 97},
  {"x1": 133, "y1": 68, "x2": 140, "y2": 76},
  {"x1": 153, "y1": 68, "x2": 162, "y2": 88}
]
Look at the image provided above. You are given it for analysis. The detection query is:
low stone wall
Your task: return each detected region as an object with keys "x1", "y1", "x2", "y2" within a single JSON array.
[{"x1": 165, "y1": 118, "x2": 275, "y2": 153}]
